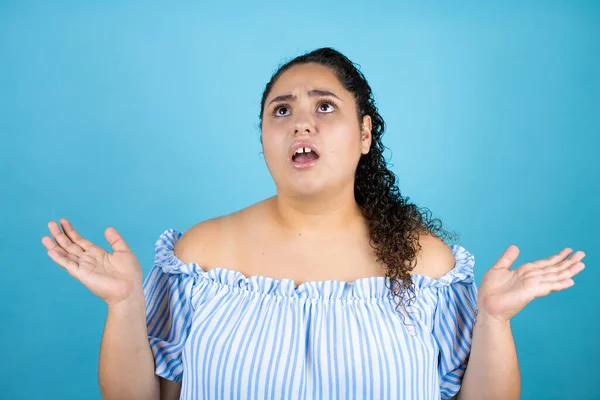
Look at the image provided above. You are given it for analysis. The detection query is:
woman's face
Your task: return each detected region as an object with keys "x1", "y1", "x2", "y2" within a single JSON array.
[{"x1": 261, "y1": 63, "x2": 372, "y2": 197}]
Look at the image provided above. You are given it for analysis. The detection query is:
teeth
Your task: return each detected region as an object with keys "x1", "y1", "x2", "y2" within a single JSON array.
[{"x1": 294, "y1": 147, "x2": 312, "y2": 155}]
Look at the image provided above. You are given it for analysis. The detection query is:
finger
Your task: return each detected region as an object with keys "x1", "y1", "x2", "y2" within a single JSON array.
[
  {"x1": 59, "y1": 218, "x2": 105, "y2": 257},
  {"x1": 105, "y1": 227, "x2": 131, "y2": 253},
  {"x1": 536, "y1": 278, "x2": 575, "y2": 297},
  {"x1": 42, "y1": 236, "x2": 80, "y2": 263},
  {"x1": 539, "y1": 250, "x2": 586, "y2": 277},
  {"x1": 543, "y1": 261, "x2": 585, "y2": 282},
  {"x1": 48, "y1": 220, "x2": 84, "y2": 256},
  {"x1": 532, "y1": 248, "x2": 573, "y2": 268},
  {"x1": 47, "y1": 247, "x2": 82, "y2": 279},
  {"x1": 492, "y1": 245, "x2": 520, "y2": 270}
]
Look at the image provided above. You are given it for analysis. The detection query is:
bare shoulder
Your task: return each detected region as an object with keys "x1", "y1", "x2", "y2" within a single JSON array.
[
  {"x1": 412, "y1": 231, "x2": 457, "y2": 280},
  {"x1": 172, "y1": 215, "x2": 230, "y2": 265},
  {"x1": 172, "y1": 202, "x2": 257, "y2": 266}
]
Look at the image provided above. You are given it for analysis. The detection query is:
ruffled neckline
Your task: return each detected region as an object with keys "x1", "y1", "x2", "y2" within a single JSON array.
[{"x1": 153, "y1": 228, "x2": 475, "y2": 300}]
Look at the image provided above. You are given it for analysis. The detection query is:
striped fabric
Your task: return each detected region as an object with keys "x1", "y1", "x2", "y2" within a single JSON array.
[{"x1": 143, "y1": 229, "x2": 478, "y2": 400}]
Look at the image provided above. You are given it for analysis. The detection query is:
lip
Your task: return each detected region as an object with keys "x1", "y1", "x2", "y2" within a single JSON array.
[
  {"x1": 291, "y1": 157, "x2": 320, "y2": 169},
  {"x1": 288, "y1": 141, "x2": 320, "y2": 161}
]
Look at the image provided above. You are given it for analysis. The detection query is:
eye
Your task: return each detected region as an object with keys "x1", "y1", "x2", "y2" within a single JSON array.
[
  {"x1": 317, "y1": 99, "x2": 337, "y2": 113},
  {"x1": 273, "y1": 104, "x2": 291, "y2": 117},
  {"x1": 273, "y1": 100, "x2": 337, "y2": 117}
]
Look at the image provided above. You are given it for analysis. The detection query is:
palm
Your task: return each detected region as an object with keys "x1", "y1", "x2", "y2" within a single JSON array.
[
  {"x1": 42, "y1": 219, "x2": 143, "y2": 305},
  {"x1": 477, "y1": 245, "x2": 586, "y2": 322}
]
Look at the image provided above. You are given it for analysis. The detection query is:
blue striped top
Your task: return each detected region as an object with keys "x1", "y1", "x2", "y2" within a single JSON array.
[{"x1": 143, "y1": 228, "x2": 478, "y2": 400}]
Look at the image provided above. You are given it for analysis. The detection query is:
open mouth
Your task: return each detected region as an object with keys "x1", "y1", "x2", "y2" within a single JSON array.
[{"x1": 291, "y1": 147, "x2": 320, "y2": 163}]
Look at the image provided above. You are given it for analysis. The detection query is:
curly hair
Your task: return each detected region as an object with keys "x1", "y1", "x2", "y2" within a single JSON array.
[{"x1": 258, "y1": 47, "x2": 458, "y2": 316}]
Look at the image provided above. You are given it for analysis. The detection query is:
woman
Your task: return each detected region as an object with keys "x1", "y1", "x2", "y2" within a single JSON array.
[{"x1": 42, "y1": 47, "x2": 585, "y2": 400}]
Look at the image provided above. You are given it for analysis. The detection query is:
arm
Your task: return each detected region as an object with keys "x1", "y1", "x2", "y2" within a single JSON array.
[
  {"x1": 159, "y1": 378, "x2": 183, "y2": 400},
  {"x1": 98, "y1": 289, "x2": 184, "y2": 400},
  {"x1": 41, "y1": 220, "x2": 162, "y2": 400},
  {"x1": 457, "y1": 313, "x2": 520, "y2": 400},
  {"x1": 43, "y1": 220, "x2": 186, "y2": 400},
  {"x1": 458, "y1": 244, "x2": 585, "y2": 400},
  {"x1": 98, "y1": 289, "x2": 161, "y2": 400}
]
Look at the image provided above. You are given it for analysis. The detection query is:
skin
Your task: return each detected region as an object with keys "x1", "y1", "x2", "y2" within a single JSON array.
[
  {"x1": 260, "y1": 62, "x2": 373, "y2": 235},
  {"x1": 42, "y1": 62, "x2": 586, "y2": 399}
]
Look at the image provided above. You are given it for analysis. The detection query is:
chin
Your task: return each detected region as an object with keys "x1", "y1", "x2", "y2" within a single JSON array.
[{"x1": 291, "y1": 180, "x2": 342, "y2": 198}]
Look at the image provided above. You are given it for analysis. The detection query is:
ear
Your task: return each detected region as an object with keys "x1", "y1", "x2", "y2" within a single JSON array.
[{"x1": 360, "y1": 115, "x2": 373, "y2": 154}]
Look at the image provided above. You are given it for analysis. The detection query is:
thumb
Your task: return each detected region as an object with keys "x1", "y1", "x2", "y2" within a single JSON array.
[
  {"x1": 105, "y1": 226, "x2": 131, "y2": 253},
  {"x1": 492, "y1": 245, "x2": 520, "y2": 270}
]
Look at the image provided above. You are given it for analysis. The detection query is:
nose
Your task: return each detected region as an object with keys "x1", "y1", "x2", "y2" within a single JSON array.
[
  {"x1": 295, "y1": 125, "x2": 311, "y2": 135},
  {"x1": 293, "y1": 113, "x2": 315, "y2": 136}
]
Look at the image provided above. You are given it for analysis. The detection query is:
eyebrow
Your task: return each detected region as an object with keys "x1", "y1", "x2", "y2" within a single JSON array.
[{"x1": 267, "y1": 89, "x2": 343, "y2": 106}]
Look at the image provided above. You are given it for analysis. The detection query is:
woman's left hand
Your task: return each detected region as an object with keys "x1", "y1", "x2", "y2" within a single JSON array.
[{"x1": 477, "y1": 245, "x2": 586, "y2": 322}]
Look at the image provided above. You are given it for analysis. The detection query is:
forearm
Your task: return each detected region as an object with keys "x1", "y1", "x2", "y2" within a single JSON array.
[
  {"x1": 98, "y1": 289, "x2": 159, "y2": 400},
  {"x1": 458, "y1": 312, "x2": 520, "y2": 400}
]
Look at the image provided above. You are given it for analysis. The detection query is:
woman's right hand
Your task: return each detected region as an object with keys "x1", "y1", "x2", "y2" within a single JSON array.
[{"x1": 42, "y1": 218, "x2": 144, "y2": 306}]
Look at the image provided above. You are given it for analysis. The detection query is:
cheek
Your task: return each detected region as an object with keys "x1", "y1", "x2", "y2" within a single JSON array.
[
  {"x1": 326, "y1": 128, "x2": 362, "y2": 162},
  {"x1": 326, "y1": 145, "x2": 359, "y2": 165},
  {"x1": 261, "y1": 131, "x2": 287, "y2": 163}
]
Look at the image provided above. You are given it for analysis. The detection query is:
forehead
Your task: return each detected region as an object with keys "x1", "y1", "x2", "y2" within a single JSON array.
[{"x1": 267, "y1": 63, "x2": 346, "y2": 99}]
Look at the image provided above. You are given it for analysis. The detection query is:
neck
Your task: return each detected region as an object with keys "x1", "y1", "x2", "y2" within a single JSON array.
[{"x1": 267, "y1": 189, "x2": 365, "y2": 237}]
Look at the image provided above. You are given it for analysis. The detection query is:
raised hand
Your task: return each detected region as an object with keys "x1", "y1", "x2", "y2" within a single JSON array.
[
  {"x1": 42, "y1": 218, "x2": 144, "y2": 305},
  {"x1": 477, "y1": 245, "x2": 586, "y2": 322}
]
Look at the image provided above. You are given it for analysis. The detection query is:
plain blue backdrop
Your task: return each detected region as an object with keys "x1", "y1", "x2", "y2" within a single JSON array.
[{"x1": 1, "y1": 1, "x2": 598, "y2": 399}]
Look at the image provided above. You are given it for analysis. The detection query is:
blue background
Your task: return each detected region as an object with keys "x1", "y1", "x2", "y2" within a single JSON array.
[{"x1": 1, "y1": 1, "x2": 598, "y2": 399}]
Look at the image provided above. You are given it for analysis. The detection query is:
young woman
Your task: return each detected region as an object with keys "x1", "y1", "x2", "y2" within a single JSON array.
[{"x1": 42, "y1": 47, "x2": 585, "y2": 400}]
